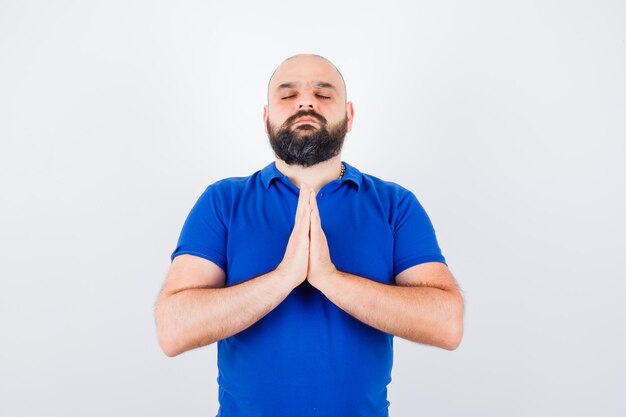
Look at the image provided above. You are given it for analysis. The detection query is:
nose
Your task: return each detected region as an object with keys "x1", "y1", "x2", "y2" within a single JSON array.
[{"x1": 297, "y1": 91, "x2": 316, "y2": 110}]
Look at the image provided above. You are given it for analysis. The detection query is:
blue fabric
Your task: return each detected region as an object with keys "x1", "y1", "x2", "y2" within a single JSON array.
[{"x1": 171, "y1": 161, "x2": 446, "y2": 417}]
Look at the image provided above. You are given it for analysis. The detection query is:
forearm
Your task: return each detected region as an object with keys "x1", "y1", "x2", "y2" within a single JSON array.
[
  {"x1": 156, "y1": 269, "x2": 294, "y2": 356},
  {"x1": 312, "y1": 271, "x2": 464, "y2": 350}
]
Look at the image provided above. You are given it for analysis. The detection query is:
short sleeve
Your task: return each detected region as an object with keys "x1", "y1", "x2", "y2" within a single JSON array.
[
  {"x1": 393, "y1": 191, "x2": 446, "y2": 277},
  {"x1": 170, "y1": 184, "x2": 228, "y2": 273}
]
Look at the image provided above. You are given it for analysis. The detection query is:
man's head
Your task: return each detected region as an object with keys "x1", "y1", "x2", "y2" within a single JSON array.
[{"x1": 264, "y1": 54, "x2": 354, "y2": 167}]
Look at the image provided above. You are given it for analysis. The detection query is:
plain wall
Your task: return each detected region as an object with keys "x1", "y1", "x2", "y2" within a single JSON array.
[{"x1": 1, "y1": 1, "x2": 624, "y2": 416}]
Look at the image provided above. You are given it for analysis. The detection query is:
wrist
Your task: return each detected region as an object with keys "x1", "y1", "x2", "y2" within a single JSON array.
[
  {"x1": 273, "y1": 264, "x2": 305, "y2": 290},
  {"x1": 309, "y1": 265, "x2": 339, "y2": 291}
]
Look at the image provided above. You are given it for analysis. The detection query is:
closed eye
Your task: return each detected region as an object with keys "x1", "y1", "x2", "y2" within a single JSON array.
[
  {"x1": 282, "y1": 95, "x2": 296, "y2": 100},
  {"x1": 316, "y1": 94, "x2": 331, "y2": 99}
]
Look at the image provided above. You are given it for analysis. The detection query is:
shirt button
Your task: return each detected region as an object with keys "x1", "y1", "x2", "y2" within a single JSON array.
[{"x1": 319, "y1": 192, "x2": 324, "y2": 197}]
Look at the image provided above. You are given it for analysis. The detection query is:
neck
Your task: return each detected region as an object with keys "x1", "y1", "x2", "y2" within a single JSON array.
[{"x1": 275, "y1": 155, "x2": 343, "y2": 193}]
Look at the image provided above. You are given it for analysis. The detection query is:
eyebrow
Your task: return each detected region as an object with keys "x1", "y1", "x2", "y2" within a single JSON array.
[
  {"x1": 277, "y1": 81, "x2": 337, "y2": 91},
  {"x1": 312, "y1": 81, "x2": 336, "y2": 90}
]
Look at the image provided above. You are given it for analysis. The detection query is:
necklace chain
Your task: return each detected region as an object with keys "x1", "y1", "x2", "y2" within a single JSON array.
[{"x1": 338, "y1": 163, "x2": 345, "y2": 180}]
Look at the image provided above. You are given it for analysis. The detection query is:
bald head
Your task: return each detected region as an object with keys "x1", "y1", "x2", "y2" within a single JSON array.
[
  {"x1": 263, "y1": 53, "x2": 355, "y2": 142},
  {"x1": 267, "y1": 54, "x2": 347, "y2": 102}
]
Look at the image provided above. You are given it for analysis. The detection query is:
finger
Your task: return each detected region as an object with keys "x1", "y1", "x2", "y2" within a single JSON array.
[
  {"x1": 295, "y1": 185, "x2": 311, "y2": 234},
  {"x1": 309, "y1": 192, "x2": 322, "y2": 245},
  {"x1": 296, "y1": 183, "x2": 308, "y2": 213},
  {"x1": 309, "y1": 189, "x2": 321, "y2": 227},
  {"x1": 295, "y1": 183, "x2": 309, "y2": 224}
]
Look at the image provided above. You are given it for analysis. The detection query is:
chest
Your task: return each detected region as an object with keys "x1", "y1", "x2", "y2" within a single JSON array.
[{"x1": 225, "y1": 190, "x2": 395, "y2": 286}]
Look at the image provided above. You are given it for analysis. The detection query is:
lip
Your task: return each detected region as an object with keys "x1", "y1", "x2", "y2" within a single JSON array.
[{"x1": 294, "y1": 117, "x2": 317, "y2": 124}]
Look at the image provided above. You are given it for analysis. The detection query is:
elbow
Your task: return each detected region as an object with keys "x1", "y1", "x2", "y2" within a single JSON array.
[
  {"x1": 441, "y1": 295, "x2": 465, "y2": 351},
  {"x1": 155, "y1": 309, "x2": 217, "y2": 357},
  {"x1": 158, "y1": 333, "x2": 183, "y2": 358},
  {"x1": 158, "y1": 333, "x2": 218, "y2": 357},
  {"x1": 156, "y1": 321, "x2": 183, "y2": 357},
  {"x1": 155, "y1": 302, "x2": 185, "y2": 357},
  {"x1": 160, "y1": 343, "x2": 179, "y2": 358},
  {"x1": 441, "y1": 321, "x2": 464, "y2": 351}
]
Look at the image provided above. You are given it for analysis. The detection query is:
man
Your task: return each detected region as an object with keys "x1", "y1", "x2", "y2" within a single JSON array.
[{"x1": 155, "y1": 54, "x2": 464, "y2": 417}]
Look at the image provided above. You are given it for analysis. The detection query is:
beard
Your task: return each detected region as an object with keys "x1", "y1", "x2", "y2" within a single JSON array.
[{"x1": 266, "y1": 110, "x2": 348, "y2": 167}]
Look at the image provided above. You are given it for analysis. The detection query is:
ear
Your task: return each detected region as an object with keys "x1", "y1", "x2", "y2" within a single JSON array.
[
  {"x1": 345, "y1": 101, "x2": 355, "y2": 133},
  {"x1": 263, "y1": 104, "x2": 269, "y2": 133}
]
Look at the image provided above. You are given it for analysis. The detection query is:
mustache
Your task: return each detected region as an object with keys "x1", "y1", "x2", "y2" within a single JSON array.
[{"x1": 283, "y1": 110, "x2": 327, "y2": 127}]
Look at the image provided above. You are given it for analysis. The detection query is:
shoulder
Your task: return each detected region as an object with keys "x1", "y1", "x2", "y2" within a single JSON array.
[
  {"x1": 194, "y1": 165, "x2": 270, "y2": 218},
  {"x1": 351, "y1": 163, "x2": 414, "y2": 204},
  {"x1": 201, "y1": 166, "x2": 265, "y2": 198},
  {"x1": 347, "y1": 164, "x2": 430, "y2": 228}
]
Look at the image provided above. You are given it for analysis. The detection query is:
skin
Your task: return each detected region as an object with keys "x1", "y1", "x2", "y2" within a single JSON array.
[
  {"x1": 155, "y1": 54, "x2": 465, "y2": 357},
  {"x1": 264, "y1": 54, "x2": 355, "y2": 193}
]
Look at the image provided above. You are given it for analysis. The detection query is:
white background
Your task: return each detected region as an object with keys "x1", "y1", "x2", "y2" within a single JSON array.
[{"x1": 1, "y1": 1, "x2": 624, "y2": 416}]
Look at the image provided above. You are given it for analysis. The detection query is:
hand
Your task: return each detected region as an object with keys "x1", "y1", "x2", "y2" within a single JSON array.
[
  {"x1": 276, "y1": 183, "x2": 312, "y2": 288},
  {"x1": 307, "y1": 187, "x2": 337, "y2": 288}
]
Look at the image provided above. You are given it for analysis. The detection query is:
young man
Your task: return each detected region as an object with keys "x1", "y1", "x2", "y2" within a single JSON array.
[{"x1": 156, "y1": 54, "x2": 464, "y2": 417}]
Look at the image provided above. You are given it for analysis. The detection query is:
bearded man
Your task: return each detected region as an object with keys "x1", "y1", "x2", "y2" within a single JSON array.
[{"x1": 155, "y1": 54, "x2": 464, "y2": 417}]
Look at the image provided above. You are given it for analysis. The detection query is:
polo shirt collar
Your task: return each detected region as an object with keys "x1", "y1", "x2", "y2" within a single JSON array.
[
  {"x1": 340, "y1": 161, "x2": 362, "y2": 190},
  {"x1": 261, "y1": 161, "x2": 362, "y2": 191}
]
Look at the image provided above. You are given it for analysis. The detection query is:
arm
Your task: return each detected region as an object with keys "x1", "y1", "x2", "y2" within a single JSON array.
[
  {"x1": 310, "y1": 262, "x2": 464, "y2": 350},
  {"x1": 306, "y1": 187, "x2": 464, "y2": 350},
  {"x1": 155, "y1": 255, "x2": 297, "y2": 357},
  {"x1": 156, "y1": 184, "x2": 314, "y2": 357}
]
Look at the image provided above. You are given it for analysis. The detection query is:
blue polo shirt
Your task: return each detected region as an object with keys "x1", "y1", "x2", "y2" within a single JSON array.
[{"x1": 171, "y1": 161, "x2": 446, "y2": 417}]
